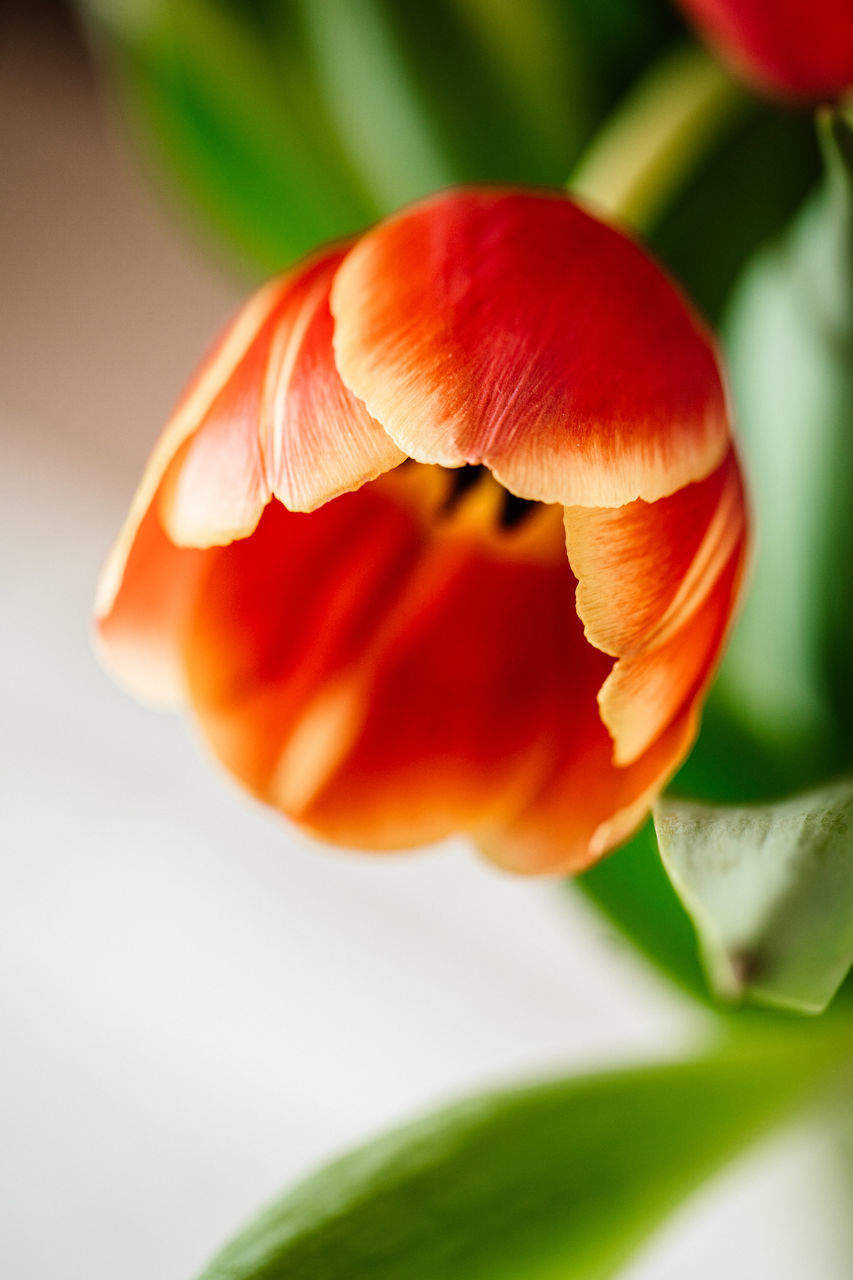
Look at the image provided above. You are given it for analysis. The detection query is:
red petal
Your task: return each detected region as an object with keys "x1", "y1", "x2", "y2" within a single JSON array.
[
  {"x1": 96, "y1": 249, "x2": 404, "y2": 695},
  {"x1": 162, "y1": 248, "x2": 404, "y2": 547},
  {"x1": 93, "y1": 282, "x2": 290, "y2": 700},
  {"x1": 565, "y1": 449, "x2": 747, "y2": 765},
  {"x1": 96, "y1": 278, "x2": 286, "y2": 625},
  {"x1": 483, "y1": 455, "x2": 748, "y2": 874},
  {"x1": 180, "y1": 462, "x2": 670, "y2": 865},
  {"x1": 676, "y1": 0, "x2": 853, "y2": 99},
  {"x1": 597, "y1": 536, "x2": 746, "y2": 765},
  {"x1": 480, "y1": 707, "x2": 697, "y2": 876},
  {"x1": 332, "y1": 189, "x2": 730, "y2": 508},
  {"x1": 180, "y1": 469, "x2": 442, "y2": 802},
  {"x1": 94, "y1": 497, "x2": 208, "y2": 705},
  {"x1": 95, "y1": 278, "x2": 293, "y2": 701},
  {"x1": 290, "y1": 494, "x2": 598, "y2": 850},
  {"x1": 565, "y1": 448, "x2": 744, "y2": 658}
]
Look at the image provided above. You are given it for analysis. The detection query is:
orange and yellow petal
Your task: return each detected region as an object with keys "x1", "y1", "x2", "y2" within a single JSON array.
[
  {"x1": 565, "y1": 449, "x2": 744, "y2": 658},
  {"x1": 564, "y1": 449, "x2": 747, "y2": 766},
  {"x1": 162, "y1": 247, "x2": 404, "y2": 548},
  {"x1": 331, "y1": 188, "x2": 730, "y2": 509},
  {"x1": 175, "y1": 463, "x2": 652, "y2": 863},
  {"x1": 596, "y1": 539, "x2": 745, "y2": 766},
  {"x1": 96, "y1": 247, "x2": 405, "y2": 701},
  {"x1": 94, "y1": 496, "x2": 209, "y2": 705},
  {"x1": 479, "y1": 461, "x2": 747, "y2": 875},
  {"x1": 95, "y1": 277, "x2": 287, "y2": 630},
  {"x1": 179, "y1": 471, "x2": 430, "y2": 803},
  {"x1": 480, "y1": 706, "x2": 697, "y2": 876},
  {"x1": 290, "y1": 494, "x2": 598, "y2": 851}
]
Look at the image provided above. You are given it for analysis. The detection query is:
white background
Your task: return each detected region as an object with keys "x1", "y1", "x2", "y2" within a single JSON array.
[{"x1": 2, "y1": 8, "x2": 852, "y2": 1278}]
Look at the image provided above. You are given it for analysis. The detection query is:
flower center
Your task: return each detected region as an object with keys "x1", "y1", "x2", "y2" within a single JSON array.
[{"x1": 441, "y1": 464, "x2": 537, "y2": 529}]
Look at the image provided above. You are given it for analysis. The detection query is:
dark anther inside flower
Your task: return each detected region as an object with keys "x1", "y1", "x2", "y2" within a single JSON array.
[{"x1": 95, "y1": 189, "x2": 748, "y2": 874}]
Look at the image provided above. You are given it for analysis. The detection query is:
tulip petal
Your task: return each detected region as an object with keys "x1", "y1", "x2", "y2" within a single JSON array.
[
  {"x1": 180, "y1": 470, "x2": 440, "y2": 803},
  {"x1": 598, "y1": 539, "x2": 746, "y2": 766},
  {"x1": 92, "y1": 284, "x2": 289, "y2": 702},
  {"x1": 286, "y1": 488, "x2": 610, "y2": 851},
  {"x1": 96, "y1": 249, "x2": 406, "y2": 698},
  {"x1": 95, "y1": 277, "x2": 287, "y2": 623},
  {"x1": 480, "y1": 707, "x2": 697, "y2": 876},
  {"x1": 161, "y1": 248, "x2": 405, "y2": 547},
  {"x1": 676, "y1": 0, "x2": 853, "y2": 99},
  {"x1": 331, "y1": 189, "x2": 730, "y2": 508},
  {"x1": 565, "y1": 450, "x2": 744, "y2": 659},
  {"x1": 265, "y1": 258, "x2": 407, "y2": 513},
  {"x1": 565, "y1": 450, "x2": 747, "y2": 765},
  {"x1": 179, "y1": 462, "x2": 621, "y2": 857},
  {"x1": 94, "y1": 279, "x2": 304, "y2": 703},
  {"x1": 94, "y1": 496, "x2": 209, "y2": 705}
]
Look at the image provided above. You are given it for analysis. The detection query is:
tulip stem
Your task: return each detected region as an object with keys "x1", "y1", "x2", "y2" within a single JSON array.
[{"x1": 568, "y1": 43, "x2": 747, "y2": 235}]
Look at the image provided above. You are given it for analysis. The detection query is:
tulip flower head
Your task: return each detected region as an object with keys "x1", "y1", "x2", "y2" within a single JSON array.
[
  {"x1": 96, "y1": 190, "x2": 747, "y2": 874},
  {"x1": 675, "y1": 0, "x2": 853, "y2": 100}
]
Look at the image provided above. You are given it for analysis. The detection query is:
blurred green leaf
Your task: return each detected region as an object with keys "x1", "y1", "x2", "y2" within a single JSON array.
[
  {"x1": 656, "y1": 775, "x2": 853, "y2": 1013},
  {"x1": 78, "y1": 0, "x2": 380, "y2": 270},
  {"x1": 77, "y1": 0, "x2": 683, "y2": 271},
  {"x1": 577, "y1": 821, "x2": 708, "y2": 1003},
  {"x1": 195, "y1": 1032, "x2": 846, "y2": 1280},
  {"x1": 286, "y1": 0, "x2": 680, "y2": 202},
  {"x1": 78, "y1": 0, "x2": 820, "y2": 297},
  {"x1": 714, "y1": 110, "x2": 853, "y2": 775},
  {"x1": 650, "y1": 104, "x2": 820, "y2": 324}
]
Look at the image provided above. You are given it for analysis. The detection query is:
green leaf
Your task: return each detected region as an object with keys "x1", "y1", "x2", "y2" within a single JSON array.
[
  {"x1": 649, "y1": 103, "x2": 820, "y2": 325},
  {"x1": 655, "y1": 775, "x2": 853, "y2": 1014},
  {"x1": 77, "y1": 0, "x2": 683, "y2": 270},
  {"x1": 670, "y1": 691, "x2": 818, "y2": 808},
  {"x1": 78, "y1": 0, "x2": 380, "y2": 270},
  {"x1": 285, "y1": 0, "x2": 679, "y2": 200},
  {"x1": 79, "y1": 0, "x2": 817, "y2": 298},
  {"x1": 714, "y1": 110, "x2": 853, "y2": 777},
  {"x1": 196, "y1": 1032, "x2": 846, "y2": 1280},
  {"x1": 577, "y1": 821, "x2": 708, "y2": 1003}
]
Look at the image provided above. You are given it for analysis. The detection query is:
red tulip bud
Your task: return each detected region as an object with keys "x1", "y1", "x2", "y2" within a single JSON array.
[{"x1": 96, "y1": 190, "x2": 748, "y2": 874}]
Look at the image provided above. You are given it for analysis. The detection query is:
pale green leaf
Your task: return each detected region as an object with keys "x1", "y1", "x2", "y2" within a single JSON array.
[{"x1": 656, "y1": 776, "x2": 853, "y2": 1013}]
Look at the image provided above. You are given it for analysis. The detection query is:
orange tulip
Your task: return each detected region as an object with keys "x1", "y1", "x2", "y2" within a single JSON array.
[
  {"x1": 674, "y1": 0, "x2": 853, "y2": 100},
  {"x1": 95, "y1": 190, "x2": 747, "y2": 874}
]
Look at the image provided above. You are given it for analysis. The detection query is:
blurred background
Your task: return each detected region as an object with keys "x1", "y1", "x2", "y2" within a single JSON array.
[{"x1": 2, "y1": 2, "x2": 852, "y2": 1277}]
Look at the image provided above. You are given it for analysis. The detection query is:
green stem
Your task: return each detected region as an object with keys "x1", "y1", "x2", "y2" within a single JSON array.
[{"x1": 568, "y1": 43, "x2": 746, "y2": 236}]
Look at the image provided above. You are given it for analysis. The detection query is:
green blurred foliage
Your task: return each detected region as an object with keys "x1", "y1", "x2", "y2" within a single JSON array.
[
  {"x1": 76, "y1": 0, "x2": 685, "y2": 272},
  {"x1": 687, "y1": 111, "x2": 853, "y2": 799},
  {"x1": 578, "y1": 820, "x2": 708, "y2": 1003},
  {"x1": 194, "y1": 1031, "x2": 844, "y2": 1280},
  {"x1": 77, "y1": 0, "x2": 380, "y2": 268},
  {"x1": 77, "y1": 0, "x2": 816, "y2": 300},
  {"x1": 650, "y1": 104, "x2": 820, "y2": 324}
]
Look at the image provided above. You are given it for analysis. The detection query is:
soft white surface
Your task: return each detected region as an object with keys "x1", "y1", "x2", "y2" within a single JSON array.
[{"x1": 2, "y1": 12, "x2": 852, "y2": 1279}]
